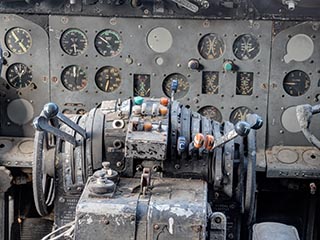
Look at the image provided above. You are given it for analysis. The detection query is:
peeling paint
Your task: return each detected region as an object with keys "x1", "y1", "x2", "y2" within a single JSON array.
[{"x1": 170, "y1": 207, "x2": 193, "y2": 218}]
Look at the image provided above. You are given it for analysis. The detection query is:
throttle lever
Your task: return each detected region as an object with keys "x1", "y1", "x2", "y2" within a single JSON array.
[
  {"x1": 193, "y1": 114, "x2": 263, "y2": 151},
  {"x1": 33, "y1": 102, "x2": 87, "y2": 146}
]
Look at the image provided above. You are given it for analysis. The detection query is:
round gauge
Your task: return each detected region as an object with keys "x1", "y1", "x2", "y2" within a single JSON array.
[
  {"x1": 198, "y1": 106, "x2": 222, "y2": 123},
  {"x1": 198, "y1": 33, "x2": 225, "y2": 60},
  {"x1": 233, "y1": 34, "x2": 260, "y2": 60},
  {"x1": 6, "y1": 63, "x2": 33, "y2": 89},
  {"x1": 60, "y1": 29, "x2": 88, "y2": 56},
  {"x1": 283, "y1": 70, "x2": 310, "y2": 97},
  {"x1": 229, "y1": 106, "x2": 253, "y2": 124},
  {"x1": 95, "y1": 66, "x2": 121, "y2": 92},
  {"x1": 5, "y1": 27, "x2": 32, "y2": 55},
  {"x1": 94, "y1": 29, "x2": 122, "y2": 57},
  {"x1": 61, "y1": 65, "x2": 87, "y2": 91},
  {"x1": 162, "y1": 73, "x2": 189, "y2": 99}
]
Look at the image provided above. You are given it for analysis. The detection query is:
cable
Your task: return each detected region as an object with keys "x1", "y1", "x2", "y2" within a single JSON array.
[{"x1": 41, "y1": 221, "x2": 75, "y2": 240}]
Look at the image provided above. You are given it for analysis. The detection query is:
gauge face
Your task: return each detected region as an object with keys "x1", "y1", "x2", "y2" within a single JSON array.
[
  {"x1": 60, "y1": 29, "x2": 88, "y2": 56},
  {"x1": 95, "y1": 29, "x2": 122, "y2": 57},
  {"x1": 230, "y1": 106, "x2": 253, "y2": 124},
  {"x1": 95, "y1": 66, "x2": 121, "y2": 92},
  {"x1": 236, "y1": 72, "x2": 254, "y2": 96},
  {"x1": 233, "y1": 34, "x2": 260, "y2": 60},
  {"x1": 134, "y1": 74, "x2": 151, "y2": 97},
  {"x1": 198, "y1": 33, "x2": 225, "y2": 60},
  {"x1": 5, "y1": 27, "x2": 32, "y2": 55},
  {"x1": 198, "y1": 106, "x2": 222, "y2": 123},
  {"x1": 202, "y1": 71, "x2": 219, "y2": 94},
  {"x1": 162, "y1": 73, "x2": 189, "y2": 99},
  {"x1": 6, "y1": 63, "x2": 33, "y2": 89},
  {"x1": 61, "y1": 65, "x2": 87, "y2": 91},
  {"x1": 283, "y1": 70, "x2": 310, "y2": 97}
]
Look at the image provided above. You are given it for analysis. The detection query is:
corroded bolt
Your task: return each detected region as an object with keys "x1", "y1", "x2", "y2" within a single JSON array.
[{"x1": 154, "y1": 224, "x2": 160, "y2": 230}]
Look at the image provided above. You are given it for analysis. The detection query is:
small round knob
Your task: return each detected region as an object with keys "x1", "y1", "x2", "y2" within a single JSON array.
[
  {"x1": 134, "y1": 96, "x2": 144, "y2": 105},
  {"x1": 235, "y1": 121, "x2": 251, "y2": 137},
  {"x1": 188, "y1": 59, "x2": 200, "y2": 70},
  {"x1": 43, "y1": 103, "x2": 59, "y2": 119},
  {"x1": 223, "y1": 60, "x2": 234, "y2": 72}
]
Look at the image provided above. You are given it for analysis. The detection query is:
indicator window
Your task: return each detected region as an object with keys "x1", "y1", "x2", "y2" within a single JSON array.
[
  {"x1": 236, "y1": 72, "x2": 254, "y2": 96},
  {"x1": 202, "y1": 71, "x2": 219, "y2": 94},
  {"x1": 133, "y1": 74, "x2": 151, "y2": 97}
]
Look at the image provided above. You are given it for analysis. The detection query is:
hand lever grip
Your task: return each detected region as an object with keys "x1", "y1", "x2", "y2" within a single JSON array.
[{"x1": 33, "y1": 102, "x2": 87, "y2": 146}]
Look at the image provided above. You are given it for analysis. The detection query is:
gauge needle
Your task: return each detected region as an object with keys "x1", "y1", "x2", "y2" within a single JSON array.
[
  {"x1": 72, "y1": 44, "x2": 77, "y2": 54},
  {"x1": 12, "y1": 31, "x2": 19, "y2": 42},
  {"x1": 19, "y1": 42, "x2": 27, "y2": 52},
  {"x1": 73, "y1": 66, "x2": 77, "y2": 78},
  {"x1": 105, "y1": 80, "x2": 110, "y2": 92},
  {"x1": 99, "y1": 36, "x2": 111, "y2": 47}
]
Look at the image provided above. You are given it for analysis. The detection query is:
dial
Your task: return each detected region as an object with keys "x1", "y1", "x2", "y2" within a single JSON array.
[
  {"x1": 233, "y1": 34, "x2": 260, "y2": 60},
  {"x1": 60, "y1": 29, "x2": 88, "y2": 56},
  {"x1": 229, "y1": 106, "x2": 253, "y2": 124},
  {"x1": 236, "y1": 72, "x2": 254, "y2": 96},
  {"x1": 198, "y1": 33, "x2": 225, "y2": 60},
  {"x1": 283, "y1": 70, "x2": 310, "y2": 97},
  {"x1": 198, "y1": 106, "x2": 222, "y2": 123},
  {"x1": 95, "y1": 66, "x2": 121, "y2": 93},
  {"x1": 202, "y1": 71, "x2": 219, "y2": 94},
  {"x1": 162, "y1": 73, "x2": 189, "y2": 99},
  {"x1": 5, "y1": 27, "x2": 32, "y2": 55},
  {"x1": 134, "y1": 74, "x2": 151, "y2": 97},
  {"x1": 61, "y1": 65, "x2": 87, "y2": 91},
  {"x1": 6, "y1": 63, "x2": 32, "y2": 89},
  {"x1": 95, "y1": 29, "x2": 122, "y2": 57}
]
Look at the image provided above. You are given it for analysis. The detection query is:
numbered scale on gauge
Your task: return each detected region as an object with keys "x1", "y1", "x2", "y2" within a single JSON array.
[
  {"x1": 95, "y1": 66, "x2": 121, "y2": 92},
  {"x1": 5, "y1": 27, "x2": 32, "y2": 54},
  {"x1": 233, "y1": 34, "x2": 260, "y2": 60},
  {"x1": 60, "y1": 28, "x2": 88, "y2": 56},
  {"x1": 236, "y1": 72, "x2": 254, "y2": 95},
  {"x1": 283, "y1": 70, "x2": 310, "y2": 97},
  {"x1": 198, "y1": 33, "x2": 225, "y2": 60},
  {"x1": 229, "y1": 106, "x2": 253, "y2": 124},
  {"x1": 61, "y1": 65, "x2": 88, "y2": 91},
  {"x1": 94, "y1": 29, "x2": 122, "y2": 57},
  {"x1": 6, "y1": 63, "x2": 33, "y2": 89},
  {"x1": 198, "y1": 106, "x2": 223, "y2": 123}
]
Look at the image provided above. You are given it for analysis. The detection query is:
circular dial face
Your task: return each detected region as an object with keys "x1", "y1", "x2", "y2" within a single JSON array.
[
  {"x1": 60, "y1": 29, "x2": 88, "y2": 56},
  {"x1": 162, "y1": 73, "x2": 189, "y2": 99},
  {"x1": 95, "y1": 66, "x2": 121, "y2": 92},
  {"x1": 6, "y1": 63, "x2": 33, "y2": 89},
  {"x1": 233, "y1": 34, "x2": 260, "y2": 60},
  {"x1": 198, "y1": 33, "x2": 225, "y2": 60},
  {"x1": 95, "y1": 29, "x2": 122, "y2": 57},
  {"x1": 283, "y1": 70, "x2": 310, "y2": 96},
  {"x1": 229, "y1": 106, "x2": 253, "y2": 124},
  {"x1": 5, "y1": 27, "x2": 32, "y2": 54},
  {"x1": 198, "y1": 106, "x2": 222, "y2": 123},
  {"x1": 61, "y1": 65, "x2": 87, "y2": 91}
]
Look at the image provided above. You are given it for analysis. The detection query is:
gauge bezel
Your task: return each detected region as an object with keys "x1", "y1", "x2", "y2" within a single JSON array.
[
  {"x1": 6, "y1": 62, "x2": 33, "y2": 89},
  {"x1": 232, "y1": 34, "x2": 260, "y2": 61},
  {"x1": 60, "y1": 65, "x2": 88, "y2": 91},
  {"x1": 60, "y1": 28, "x2": 88, "y2": 56},
  {"x1": 5, "y1": 27, "x2": 32, "y2": 55},
  {"x1": 198, "y1": 33, "x2": 225, "y2": 60},
  {"x1": 94, "y1": 29, "x2": 123, "y2": 57},
  {"x1": 283, "y1": 70, "x2": 311, "y2": 97},
  {"x1": 94, "y1": 66, "x2": 122, "y2": 93}
]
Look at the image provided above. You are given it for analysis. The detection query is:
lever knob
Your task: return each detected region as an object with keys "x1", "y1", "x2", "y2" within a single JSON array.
[
  {"x1": 43, "y1": 103, "x2": 59, "y2": 119},
  {"x1": 235, "y1": 121, "x2": 251, "y2": 136}
]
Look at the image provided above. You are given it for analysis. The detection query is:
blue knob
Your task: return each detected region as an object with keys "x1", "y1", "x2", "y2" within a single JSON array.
[
  {"x1": 43, "y1": 103, "x2": 59, "y2": 119},
  {"x1": 171, "y1": 80, "x2": 178, "y2": 92}
]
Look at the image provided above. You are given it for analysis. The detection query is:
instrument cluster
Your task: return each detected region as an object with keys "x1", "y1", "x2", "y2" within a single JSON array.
[{"x1": 2, "y1": 14, "x2": 320, "y2": 175}]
